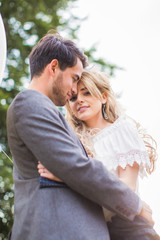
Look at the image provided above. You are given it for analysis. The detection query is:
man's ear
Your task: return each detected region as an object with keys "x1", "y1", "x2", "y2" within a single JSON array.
[
  {"x1": 48, "y1": 59, "x2": 59, "y2": 75},
  {"x1": 101, "y1": 92, "x2": 107, "y2": 104}
]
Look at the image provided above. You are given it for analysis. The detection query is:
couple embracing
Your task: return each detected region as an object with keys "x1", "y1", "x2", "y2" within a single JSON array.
[{"x1": 7, "y1": 33, "x2": 159, "y2": 240}]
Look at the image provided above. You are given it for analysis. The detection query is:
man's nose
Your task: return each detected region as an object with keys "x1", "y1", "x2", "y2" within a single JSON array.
[{"x1": 71, "y1": 84, "x2": 77, "y2": 95}]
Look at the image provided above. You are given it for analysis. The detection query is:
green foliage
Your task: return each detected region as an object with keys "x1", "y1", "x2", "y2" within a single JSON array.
[
  {"x1": 0, "y1": 152, "x2": 13, "y2": 240},
  {"x1": 0, "y1": 0, "x2": 119, "y2": 238}
]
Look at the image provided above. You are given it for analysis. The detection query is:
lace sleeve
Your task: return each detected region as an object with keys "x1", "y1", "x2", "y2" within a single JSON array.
[{"x1": 93, "y1": 115, "x2": 151, "y2": 178}]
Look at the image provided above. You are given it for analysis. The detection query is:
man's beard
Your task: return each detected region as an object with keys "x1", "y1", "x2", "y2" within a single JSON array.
[{"x1": 52, "y1": 72, "x2": 67, "y2": 106}]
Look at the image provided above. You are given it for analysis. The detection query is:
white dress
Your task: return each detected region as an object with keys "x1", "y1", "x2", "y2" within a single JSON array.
[{"x1": 92, "y1": 115, "x2": 151, "y2": 221}]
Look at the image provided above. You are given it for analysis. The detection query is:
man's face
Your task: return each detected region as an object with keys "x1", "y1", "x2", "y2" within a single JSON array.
[{"x1": 51, "y1": 58, "x2": 83, "y2": 106}]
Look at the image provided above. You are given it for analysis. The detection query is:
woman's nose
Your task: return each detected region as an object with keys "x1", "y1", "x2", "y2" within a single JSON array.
[{"x1": 77, "y1": 94, "x2": 84, "y2": 103}]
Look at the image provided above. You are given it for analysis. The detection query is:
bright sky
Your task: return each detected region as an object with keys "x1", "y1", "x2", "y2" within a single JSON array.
[{"x1": 74, "y1": 0, "x2": 160, "y2": 234}]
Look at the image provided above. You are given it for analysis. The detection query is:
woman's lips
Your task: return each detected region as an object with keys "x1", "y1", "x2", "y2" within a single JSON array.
[{"x1": 78, "y1": 106, "x2": 89, "y2": 112}]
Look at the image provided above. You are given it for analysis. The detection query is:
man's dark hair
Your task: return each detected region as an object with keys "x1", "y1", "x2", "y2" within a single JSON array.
[{"x1": 29, "y1": 33, "x2": 88, "y2": 79}]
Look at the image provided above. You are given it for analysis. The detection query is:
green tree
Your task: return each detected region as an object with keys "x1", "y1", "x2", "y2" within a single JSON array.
[{"x1": 0, "y1": 0, "x2": 119, "y2": 238}]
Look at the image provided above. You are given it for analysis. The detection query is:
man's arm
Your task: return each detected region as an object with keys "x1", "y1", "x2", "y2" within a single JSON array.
[
  {"x1": 13, "y1": 90, "x2": 142, "y2": 221},
  {"x1": 38, "y1": 163, "x2": 154, "y2": 225}
]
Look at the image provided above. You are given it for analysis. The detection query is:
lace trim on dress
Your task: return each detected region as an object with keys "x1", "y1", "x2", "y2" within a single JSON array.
[{"x1": 115, "y1": 149, "x2": 150, "y2": 178}]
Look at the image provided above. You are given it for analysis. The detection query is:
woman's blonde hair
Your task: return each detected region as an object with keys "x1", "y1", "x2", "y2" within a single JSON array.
[
  {"x1": 65, "y1": 69, "x2": 157, "y2": 173},
  {"x1": 131, "y1": 118, "x2": 157, "y2": 174}
]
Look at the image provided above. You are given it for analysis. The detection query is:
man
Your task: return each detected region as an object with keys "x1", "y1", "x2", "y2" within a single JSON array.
[{"x1": 7, "y1": 33, "x2": 153, "y2": 240}]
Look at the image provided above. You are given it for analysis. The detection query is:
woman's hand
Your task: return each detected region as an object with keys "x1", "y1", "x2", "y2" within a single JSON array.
[
  {"x1": 37, "y1": 162, "x2": 63, "y2": 182},
  {"x1": 118, "y1": 163, "x2": 154, "y2": 225},
  {"x1": 139, "y1": 201, "x2": 154, "y2": 225}
]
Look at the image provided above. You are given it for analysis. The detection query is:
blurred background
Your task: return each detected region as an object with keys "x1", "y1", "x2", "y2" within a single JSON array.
[{"x1": 0, "y1": 0, "x2": 159, "y2": 238}]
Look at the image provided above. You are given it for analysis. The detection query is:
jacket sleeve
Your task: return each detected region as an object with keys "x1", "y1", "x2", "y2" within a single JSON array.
[{"x1": 13, "y1": 90, "x2": 141, "y2": 221}]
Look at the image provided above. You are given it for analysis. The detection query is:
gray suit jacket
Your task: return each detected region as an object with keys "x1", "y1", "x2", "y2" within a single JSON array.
[{"x1": 7, "y1": 90, "x2": 140, "y2": 240}]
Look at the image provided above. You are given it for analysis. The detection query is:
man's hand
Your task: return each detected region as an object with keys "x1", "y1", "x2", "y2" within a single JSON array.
[
  {"x1": 139, "y1": 201, "x2": 154, "y2": 225},
  {"x1": 37, "y1": 162, "x2": 63, "y2": 182}
]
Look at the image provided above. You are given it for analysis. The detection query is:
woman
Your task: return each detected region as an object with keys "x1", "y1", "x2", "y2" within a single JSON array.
[{"x1": 38, "y1": 69, "x2": 159, "y2": 239}]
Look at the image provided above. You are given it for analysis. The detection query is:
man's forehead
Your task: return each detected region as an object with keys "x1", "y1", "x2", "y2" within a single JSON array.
[{"x1": 68, "y1": 59, "x2": 83, "y2": 77}]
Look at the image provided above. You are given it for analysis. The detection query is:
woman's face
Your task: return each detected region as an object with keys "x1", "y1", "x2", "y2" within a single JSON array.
[{"x1": 68, "y1": 81, "x2": 106, "y2": 128}]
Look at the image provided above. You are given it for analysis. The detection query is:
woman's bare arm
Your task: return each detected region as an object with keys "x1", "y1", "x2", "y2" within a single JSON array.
[{"x1": 117, "y1": 162, "x2": 139, "y2": 192}]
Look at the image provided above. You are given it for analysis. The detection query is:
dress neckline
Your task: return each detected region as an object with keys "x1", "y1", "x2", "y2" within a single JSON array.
[{"x1": 93, "y1": 115, "x2": 125, "y2": 139}]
